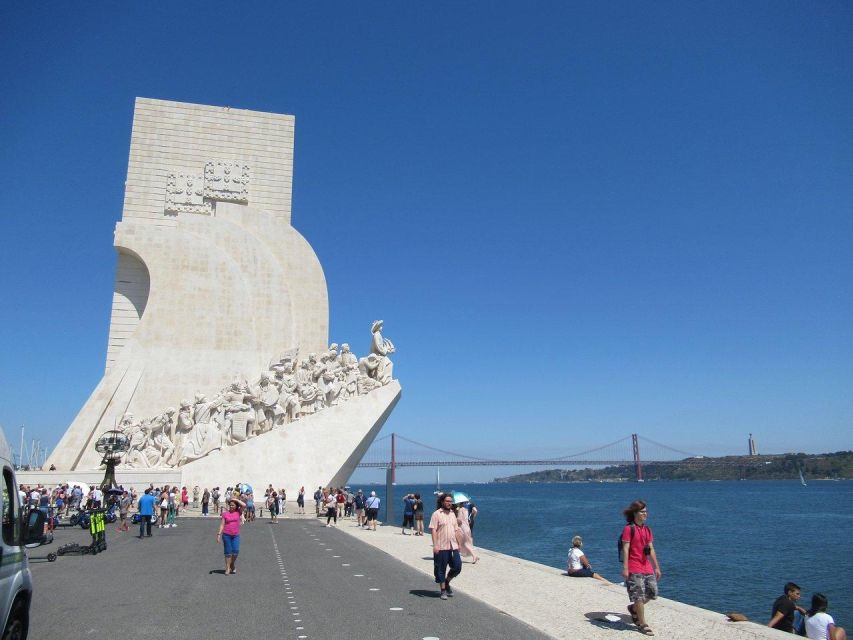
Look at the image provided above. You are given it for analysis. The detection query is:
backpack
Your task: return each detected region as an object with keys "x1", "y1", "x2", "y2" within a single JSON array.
[{"x1": 617, "y1": 524, "x2": 636, "y2": 562}]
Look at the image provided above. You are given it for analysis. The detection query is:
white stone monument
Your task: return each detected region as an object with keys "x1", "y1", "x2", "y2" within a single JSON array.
[{"x1": 45, "y1": 98, "x2": 401, "y2": 491}]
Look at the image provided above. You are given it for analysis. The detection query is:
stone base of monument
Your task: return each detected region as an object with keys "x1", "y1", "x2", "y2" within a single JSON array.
[
  {"x1": 18, "y1": 469, "x2": 182, "y2": 493},
  {"x1": 25, "y1": 381, "x2": 400, "y2": 493}
]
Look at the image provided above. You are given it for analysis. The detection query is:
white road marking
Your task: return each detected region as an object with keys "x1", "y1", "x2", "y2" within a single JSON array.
[
  {"x1": 369, "y1": 588, "x2": 380, "y2": 591},
  {"x1": 389, "y1": 607, "x2": 403, "y2": 611}
]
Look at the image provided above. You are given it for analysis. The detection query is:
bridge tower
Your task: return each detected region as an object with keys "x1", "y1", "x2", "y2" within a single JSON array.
[
  {"x1": 632, "y1": 433, "x2": 643, "y2": 482},
  {"x1": 391, "y1": 432, "x2": 397, "y2": 484}
]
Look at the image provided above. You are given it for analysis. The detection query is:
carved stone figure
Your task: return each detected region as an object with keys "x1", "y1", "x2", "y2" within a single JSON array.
[
  {"x1": 360, "y1": 320, "x2": 395, "y2": 384},
  {"x1": 272, "y1": 362, "x2": 300, "y2": 423},
  {"x1": 250, "y1": 373, "x2": 280, "y2": 434},
  {"x1": 116, "y1": 323, "x2": 399, "y2": 468},
  {"x1": 222, "y1": 378, "x2": 252, "y2": 444}
]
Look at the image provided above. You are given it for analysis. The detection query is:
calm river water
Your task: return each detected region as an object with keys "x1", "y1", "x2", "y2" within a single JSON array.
[{"x1": 367, "y1": 480, "x2": 852, "y2": 624}]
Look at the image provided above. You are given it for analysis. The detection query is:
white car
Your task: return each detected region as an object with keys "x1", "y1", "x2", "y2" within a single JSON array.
[{"x1": 0, "y1": 427, "x2": 46, "y2": 640}]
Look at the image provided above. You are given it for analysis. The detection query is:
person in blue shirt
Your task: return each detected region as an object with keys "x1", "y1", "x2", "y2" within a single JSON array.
[
  {"x1": 137, "y1": 488, "x2": 156, "y2": 538},
  {"x1": 401, "y1": 494, "x2": 415, "y2": 535},
  {"x1": 354, "y1": 490, "x2": 366, "y2": 527}
]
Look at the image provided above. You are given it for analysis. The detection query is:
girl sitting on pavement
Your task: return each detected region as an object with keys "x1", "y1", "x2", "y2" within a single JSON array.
[{"x1": 567, "y1": 535, "x2": 609, "y2": 583}]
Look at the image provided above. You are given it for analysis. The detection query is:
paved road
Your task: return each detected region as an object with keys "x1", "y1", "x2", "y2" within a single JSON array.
[{"x1": 30, "y1": 516, "x2": 551, "y2": 640}]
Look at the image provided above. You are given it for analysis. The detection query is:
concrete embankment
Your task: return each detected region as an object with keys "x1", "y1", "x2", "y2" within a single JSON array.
[{"x1": 335, "y1": 520, "x2": 790, "y2": 640}]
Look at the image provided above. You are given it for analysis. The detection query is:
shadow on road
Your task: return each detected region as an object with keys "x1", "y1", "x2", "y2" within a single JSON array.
[{"x1": 409, "y1": 589, "x2": 442, "y2": 598}]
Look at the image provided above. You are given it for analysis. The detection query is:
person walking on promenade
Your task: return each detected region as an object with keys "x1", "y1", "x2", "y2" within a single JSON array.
[
  {"x1": 430, "y1": 492, "x2": 462, "y2": 600},
  {"x1": 805, "y1": 593, "x2": 847, "y2": 640},
  {"x1": 354, "y1": 490, "x2": 366, "y2": 527},
  {"x1": 137, "y1": 488, "x2": 156, "y2": 538},
  {"x1": 193, "y1": 485, "x2": 199, "y2": 509},
  {"x1": 336, "y1": 488, "x2": 345, "y2": 519},
  {"x1": 297, "y1": 486, "x2": 305, "y2": 514},
  {"x1": 201, "y1": 488, "x2": 210, "y2": 516},
  {"x1": 216, "y1": 497, "x2": 246, "y2": 575},
  {"x1": 567, "y1": 535, "x2": 608, "y2": 583},
  {"x1": 268, "y1": 490, "x2": 279, "y2": 523},
  {"x1": 454, "y1": 496, "x2": 480, "y2": 563},
  {"x1": 345, "y1": 489, "x2": 354, "y2": 518},
  {"x1": 158, "y1": 486, "x2": 169, "y2": 528},
  {"x1": 324, "y1": 489, "x2": 338, "y2": 527},
  {"x1": 169, "y1": 486, "x2": 179, "y2": 527},
  {"x1": 116, "y1": 490, "x2": 131, "y2": 532},
  {"x1": 769, "y1": 582, "x2": 807, "y2": 633},
  {"x1": 365, "y1": 491, "x2": 380, "y2": 531},
  {"x1": 401, "y1": 494, "x2": 415, "y2": 535},
  {"x1": 621, "y1": 500, "x2": 662, "y2": 636},
  {"x1": 413, "y1": 493, "x2": 425, "y2": 536},
  {"x1": 212, "y1": 487, "x2": 221, "y2": 514},
  {"x1": 314, "y1": 486, "x2": 323, "y2": 517}
]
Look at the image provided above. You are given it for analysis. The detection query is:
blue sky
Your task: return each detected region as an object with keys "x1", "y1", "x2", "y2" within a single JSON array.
[{"x1": 1, "y1": 2, "x2": 851, "y2": 482}]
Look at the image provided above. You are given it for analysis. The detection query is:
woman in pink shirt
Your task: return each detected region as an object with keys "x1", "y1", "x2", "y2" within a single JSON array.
[{"x1": 216, "y1": 497, "x2": 246, "y2": 575}]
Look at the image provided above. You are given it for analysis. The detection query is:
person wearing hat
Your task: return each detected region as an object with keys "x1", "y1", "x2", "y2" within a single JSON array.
[
  {"x1": 453, "y1": 495, "x2": 479, "y2": 563},
  {"x1": 365, "y1": 491, "x2": 380, "y2": 530}
]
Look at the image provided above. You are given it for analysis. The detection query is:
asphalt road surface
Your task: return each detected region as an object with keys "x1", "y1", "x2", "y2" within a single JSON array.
[{"x1": 29, "y1": 516, "x2": 551, "y2": 640}]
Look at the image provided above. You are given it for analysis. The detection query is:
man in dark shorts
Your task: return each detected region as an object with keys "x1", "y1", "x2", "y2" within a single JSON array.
[
  {"x1": 365, "y1": 491, "x2": 380, "y2": 531},
  {"x1": 768, "y1": 582, "x2": 806, "y2": 633},
  {"x1": 621, "y1": 500, "x2": 662, "y2": 636},
  {"x1": 401, "y1": 493, "x2": 415, "y2": 535}
]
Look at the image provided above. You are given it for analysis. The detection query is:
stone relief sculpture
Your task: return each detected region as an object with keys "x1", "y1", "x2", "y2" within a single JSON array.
[
  {"x1": 119, "y1": 322, "x2": 396, "y2": 469},
  {"x1": 165, "y1": 173, "x2": 213, "y2": 215},
  {"x1": 359, "y1": 320, "x2": 395, "y2": 384},
  {"x1": 164, "y1": 160, "x2": 251, "y2": 216},
  {"x1": 204, "y1": 160, "x2": 250, "y2": 203}
]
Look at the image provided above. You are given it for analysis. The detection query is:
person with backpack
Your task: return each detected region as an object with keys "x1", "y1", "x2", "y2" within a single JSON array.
[
  {"x1": 365, "y1": 491, "x2": 380, "y2": 530},
  {"x1": 620, "y1": 500, "x2": 662, "y2": 636},
  {"x1": 354, "y1": 490, "x2": 366, "y2": 527},
  {"x1": 401, "y1": 493, "x2": 415, "y2": 535}
]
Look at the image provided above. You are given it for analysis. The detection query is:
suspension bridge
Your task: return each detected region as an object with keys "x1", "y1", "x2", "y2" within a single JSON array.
[{"x1": 357, "y1": 433, "x2": 747, "y2": 482}]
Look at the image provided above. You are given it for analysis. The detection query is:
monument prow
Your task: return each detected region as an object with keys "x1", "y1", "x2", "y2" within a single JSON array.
[{"x1": 46, "y1": 98, "x2": 400, "y2": 486}]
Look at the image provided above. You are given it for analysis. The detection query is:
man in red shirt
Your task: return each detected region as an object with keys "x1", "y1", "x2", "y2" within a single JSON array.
[{"x1": 621, "y1": 500, "x2": 662, "y2": 636}]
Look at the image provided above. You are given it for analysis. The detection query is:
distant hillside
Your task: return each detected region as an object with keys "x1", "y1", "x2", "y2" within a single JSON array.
[{"x1": 493, "y1": 451, "x2": 853, "y2": 482}]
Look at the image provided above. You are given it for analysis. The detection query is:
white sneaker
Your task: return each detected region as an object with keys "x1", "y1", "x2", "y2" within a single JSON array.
[
  {"x1": 171, "y1": 524, "x2": 177, "y2": 528},
  {"x1": 325, "y1": 524, "x2": 331, "y2": 527}
]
